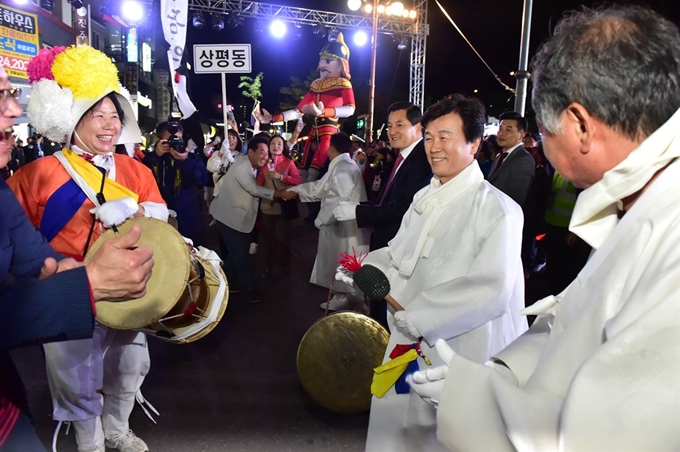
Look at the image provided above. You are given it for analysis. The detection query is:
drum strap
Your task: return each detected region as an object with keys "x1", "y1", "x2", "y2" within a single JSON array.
[{"x1": 83, "y1": 168, "x2": 107, "y2": 255}]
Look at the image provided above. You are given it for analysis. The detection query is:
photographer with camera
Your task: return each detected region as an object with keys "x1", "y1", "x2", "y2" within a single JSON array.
[{"x1": 143, "y1": 118, "x2": 209, "y2": 245}]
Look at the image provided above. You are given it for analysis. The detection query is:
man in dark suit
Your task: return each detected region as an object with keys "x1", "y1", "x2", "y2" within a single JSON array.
[
  {"x1": 487, "y1": 111, "x2": 536, "y2": 207},
  {"x1": 333, "y1": 102, "x2": 432, "y2": 328},
  {"x1": 0, "y1": 65, "x2": 155, "y2": 451}
]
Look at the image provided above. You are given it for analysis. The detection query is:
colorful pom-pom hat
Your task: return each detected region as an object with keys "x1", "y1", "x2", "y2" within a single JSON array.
[{"x1": 26, "y1": 45, "x2": 141, "y2": 145}]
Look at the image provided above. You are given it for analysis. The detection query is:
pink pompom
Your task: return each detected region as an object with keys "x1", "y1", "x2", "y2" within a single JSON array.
[{"x1": 27, "y1": 46, "x2": 66, "y2": 84}]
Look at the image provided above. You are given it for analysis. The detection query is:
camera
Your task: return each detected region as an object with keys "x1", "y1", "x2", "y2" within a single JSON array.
[{"x1": 166, "y1": 112, "x2": 186, "y2": 153}]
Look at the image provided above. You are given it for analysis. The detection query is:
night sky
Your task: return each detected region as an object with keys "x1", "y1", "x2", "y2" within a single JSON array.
[{"x1": 166, "y1": 0, "x2": 680, "y2": 126}]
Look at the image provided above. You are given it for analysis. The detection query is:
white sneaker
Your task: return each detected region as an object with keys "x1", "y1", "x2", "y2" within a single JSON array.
[
  {"x1": 249, "y1": 242, "x2": 258, "y2": 255},
  {"x1": 105, "y1": 430, "x2": 149, "y2": 452},
  {"x1": 320, "y1": 294, "x2": 351, "y2": 311}
]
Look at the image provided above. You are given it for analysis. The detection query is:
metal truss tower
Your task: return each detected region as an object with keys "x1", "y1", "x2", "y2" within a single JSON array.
[
  {"x1": 410, "y1": 0, "x2": 427, "y2": 108},
  {"x1": 188, "y1": 0, "x2": 429, "y2": 109}
]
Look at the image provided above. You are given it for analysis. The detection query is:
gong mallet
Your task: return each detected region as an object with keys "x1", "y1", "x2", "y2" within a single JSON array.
[
  {"x1": 352, "y1": 264, "x2": 432, "y2": 365},
  {"x1": 352, "y1": 264, "x2": 404, "y2": 311}
]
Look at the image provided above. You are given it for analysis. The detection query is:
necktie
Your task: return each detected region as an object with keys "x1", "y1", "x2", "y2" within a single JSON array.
[
  {"x1": 379, "y1": 153, "x2": 404, "y2": 205},
  {"x1": 489, "y1": 152, "x2": 509, "y2": 177}
]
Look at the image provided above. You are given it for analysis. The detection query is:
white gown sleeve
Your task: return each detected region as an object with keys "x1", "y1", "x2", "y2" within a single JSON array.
[
  {"x1": 316, "y1": 165, "x2": 355, "y2": 227},
  {"x1": 292, "y1": 179, "x2": 323, "y2": 203},
  {"x1": 437, "y1": 252, "x2": 680, "y2": 452}
]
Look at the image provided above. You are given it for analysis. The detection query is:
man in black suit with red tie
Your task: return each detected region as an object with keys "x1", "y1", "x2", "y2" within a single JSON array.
[{"x1": 333, "y1": 102, "x2": 432, "y2": 328}]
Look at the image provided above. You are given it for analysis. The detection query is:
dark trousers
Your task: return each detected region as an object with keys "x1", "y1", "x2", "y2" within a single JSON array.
[
  {"x1": 217, "y1": 222, "x2": 255, "y2": 292},
  {"x1": 1, "y1": 412, "x2": 45, "y2": 452},
  {"x1": 260, "y1": 213, "x2": 291, "y2": 270},
  {"x1": 545, "y1": 224, "x2": 591, "y2": 294}
]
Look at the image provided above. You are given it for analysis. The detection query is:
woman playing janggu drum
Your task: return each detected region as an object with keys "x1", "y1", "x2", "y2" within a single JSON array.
[{"x1": 8, "y1": 45, "x2": 168, "y2": 452}]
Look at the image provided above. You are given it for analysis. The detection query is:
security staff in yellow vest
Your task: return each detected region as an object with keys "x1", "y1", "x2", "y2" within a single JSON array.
[{"x1": 544, "y1": 172, "x2": 591, "y2": 293}]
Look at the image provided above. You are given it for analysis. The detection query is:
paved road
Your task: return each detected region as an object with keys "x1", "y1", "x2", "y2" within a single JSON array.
[
  {"x1": 12, "y1": 214, "x2": 370, "y2": 452},
  {"x1": 10, "y1": 205, "x2": 548, "y2": 451}
]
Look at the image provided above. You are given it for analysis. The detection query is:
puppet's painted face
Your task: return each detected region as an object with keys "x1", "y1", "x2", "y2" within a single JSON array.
[{"x1": 318, "y1": 57, "x2": 343, "y2": 79}]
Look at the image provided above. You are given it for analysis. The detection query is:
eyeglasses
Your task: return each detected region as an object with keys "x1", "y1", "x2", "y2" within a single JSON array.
[{"x1": 0, "y1": 88, "x2": 21, "y2": 112}]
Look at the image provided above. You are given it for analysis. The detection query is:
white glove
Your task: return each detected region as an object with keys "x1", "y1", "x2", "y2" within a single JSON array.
[
  {"x1": 406, "y1": 339, "x2": 456, "y2": 409},
  {"x1": 335, "y1": 265, "x2": 355, "y2": 286},
  {"x1": 333, "y1": 201, "x2": 358, "y2": 221},
  {"x1": 394, "y1": 310, "x2": 422, "y2": 339},
  {"x1": 314, "y1": 218, "x2": 323, "y2": 230},
  {"x1": 89, "y1": 197, "x2": 138, "y2": 228},
  {"x1": 301, "y1": 101, "x2": 324, "y2": 117}
]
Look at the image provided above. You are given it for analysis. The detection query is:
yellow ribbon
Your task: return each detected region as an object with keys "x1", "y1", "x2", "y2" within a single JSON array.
[
  {"x1": 371, "y1": 349, "x2": 418, "y2": 398},
  {"x1": 61, "y1": 148, "x2": 139, "y2": 203}
]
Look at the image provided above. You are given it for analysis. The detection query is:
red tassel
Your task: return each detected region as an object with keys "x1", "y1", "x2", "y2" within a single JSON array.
[
  {"x1": 336, "y1": 246, "x2": 366, "y2": 273},
  {"x1": 184, "y1": 302, "x2": 197, "y2": 317}
]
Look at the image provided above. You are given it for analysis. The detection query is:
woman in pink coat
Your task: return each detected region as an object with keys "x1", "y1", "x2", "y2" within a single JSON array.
[{"x1": 256, "y1": 135, "x2": 301, "y2": 276}]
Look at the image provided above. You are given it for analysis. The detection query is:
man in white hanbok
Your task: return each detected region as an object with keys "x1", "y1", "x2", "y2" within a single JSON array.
[
  {"x1": 408, "y1": 6, "x2": 680, "y2": 451},
  {"x1": 289, "y1": 132, "x2": 370, "y2": 310},
  {"x1": 357, "y1": 95, "x2": 528, "y2": 452}
]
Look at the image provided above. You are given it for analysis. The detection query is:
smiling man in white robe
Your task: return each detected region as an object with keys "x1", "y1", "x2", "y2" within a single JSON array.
[
  {"x1": 408, "y1": 5, "x2": 680, "y2": 451},
  {"x1": 358, "y1": 95, "x2": 528, "y2": 452}
]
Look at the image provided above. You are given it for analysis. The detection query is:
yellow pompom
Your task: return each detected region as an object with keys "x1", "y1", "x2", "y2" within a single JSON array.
[{"x1": 51, "y1": 45, "x2": 120, "y2": 100}]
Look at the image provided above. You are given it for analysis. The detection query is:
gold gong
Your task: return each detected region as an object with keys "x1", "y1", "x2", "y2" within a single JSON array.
[{"x1": 297, "y1": 312, "x2": 389, "y2": 414}]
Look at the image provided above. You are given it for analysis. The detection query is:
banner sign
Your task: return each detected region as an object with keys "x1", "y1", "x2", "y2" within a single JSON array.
[
  {"x1": 0, "y1": 4, "x2": 39, "y2": 79},
  {"x1": 193, "y1": 44, "x2": 252, "y2": 74},
  {"x1": 160, "y1": 0, "x2": 196, "y2": 117}
]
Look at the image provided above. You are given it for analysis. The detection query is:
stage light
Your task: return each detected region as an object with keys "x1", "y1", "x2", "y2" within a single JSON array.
[
  {"x1": 391, "y1": 2, "x2": 404, "y2": 16},
  {"x1": 293, "y1": 25, "x2": 302, "y2": 41},
  {"x1": 363, "y1": 4, "x2": 372, "y2": 14},
  {"x1": 402, "y1": 10, "x2": 409, "y2": 18},
  {"x1": 397, "y1": 37, "x2": 408, "y2": 50},
  {"x1": 122, "y1": 1, "x2": 144, "y2": 23},
  {"x1": 328, "y1": 28, "x2": 339, "y2": 42},
  {"x1": 270, "y1": 19, "x2": 287, "y2": 38},
  {"x1": 227, "y1": 15, "x2": 245, "y2": 28},
  {"x1": 377, "y1": 5, "x2": 385, "y2": 14},
  {"x1": 68, "y1": 0, "x2": 84, "y2": 8},
  {"x1": 347, "y1": 0, "x2": 362, "y2": 11},
  {"x1": 13, "y1": 0, "x2": 29, "y2": 5},
  {"x1": 192, "y1": 13, "x2": 205, "y2": 29},
  {"x1": 212, "y1": 14, "x2": 224, "y2": 32},
  {"x1": 313, "y1": 23, "x2": 327, "y2": 38},
  {"x1": 409, "y1": 10, "x2": 417, "y2": 19},
  {"x1": 354, "y1": 31, "x2": 368, "y2": 47}
]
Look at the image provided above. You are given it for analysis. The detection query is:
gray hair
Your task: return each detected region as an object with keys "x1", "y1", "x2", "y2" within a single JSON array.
[{"x1": 531, "y1": 5, "x2": 680, "y2": 140}]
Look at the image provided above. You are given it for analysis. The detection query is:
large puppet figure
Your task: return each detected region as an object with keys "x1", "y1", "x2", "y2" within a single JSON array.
[{"x1": 256, "y1": 33, "x2": 355, "y2": 182}]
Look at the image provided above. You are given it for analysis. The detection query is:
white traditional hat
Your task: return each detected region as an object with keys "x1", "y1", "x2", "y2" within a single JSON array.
[{"x1": 26, "y1": 45, "x2": 141, "y2": 145}]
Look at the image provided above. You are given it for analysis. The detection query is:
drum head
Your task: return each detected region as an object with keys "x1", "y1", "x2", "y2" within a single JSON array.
[
  {"x1": 85, "y1": 218, "x2": 190, "y2": 330},
  {"x1": 297, "y1": 312, "x2": 389, "y2": 414}
]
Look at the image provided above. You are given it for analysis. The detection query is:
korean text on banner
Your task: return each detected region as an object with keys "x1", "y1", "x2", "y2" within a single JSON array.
[
  {"x1": 0, "y1": 4, "x2": 39, "y2": 79},
  {"x1": 160, "y1": 0, "x2": 196, "y2": 117},
  {"x1": 193, "y1": 44, "x2": 252, "y2": 74}
]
